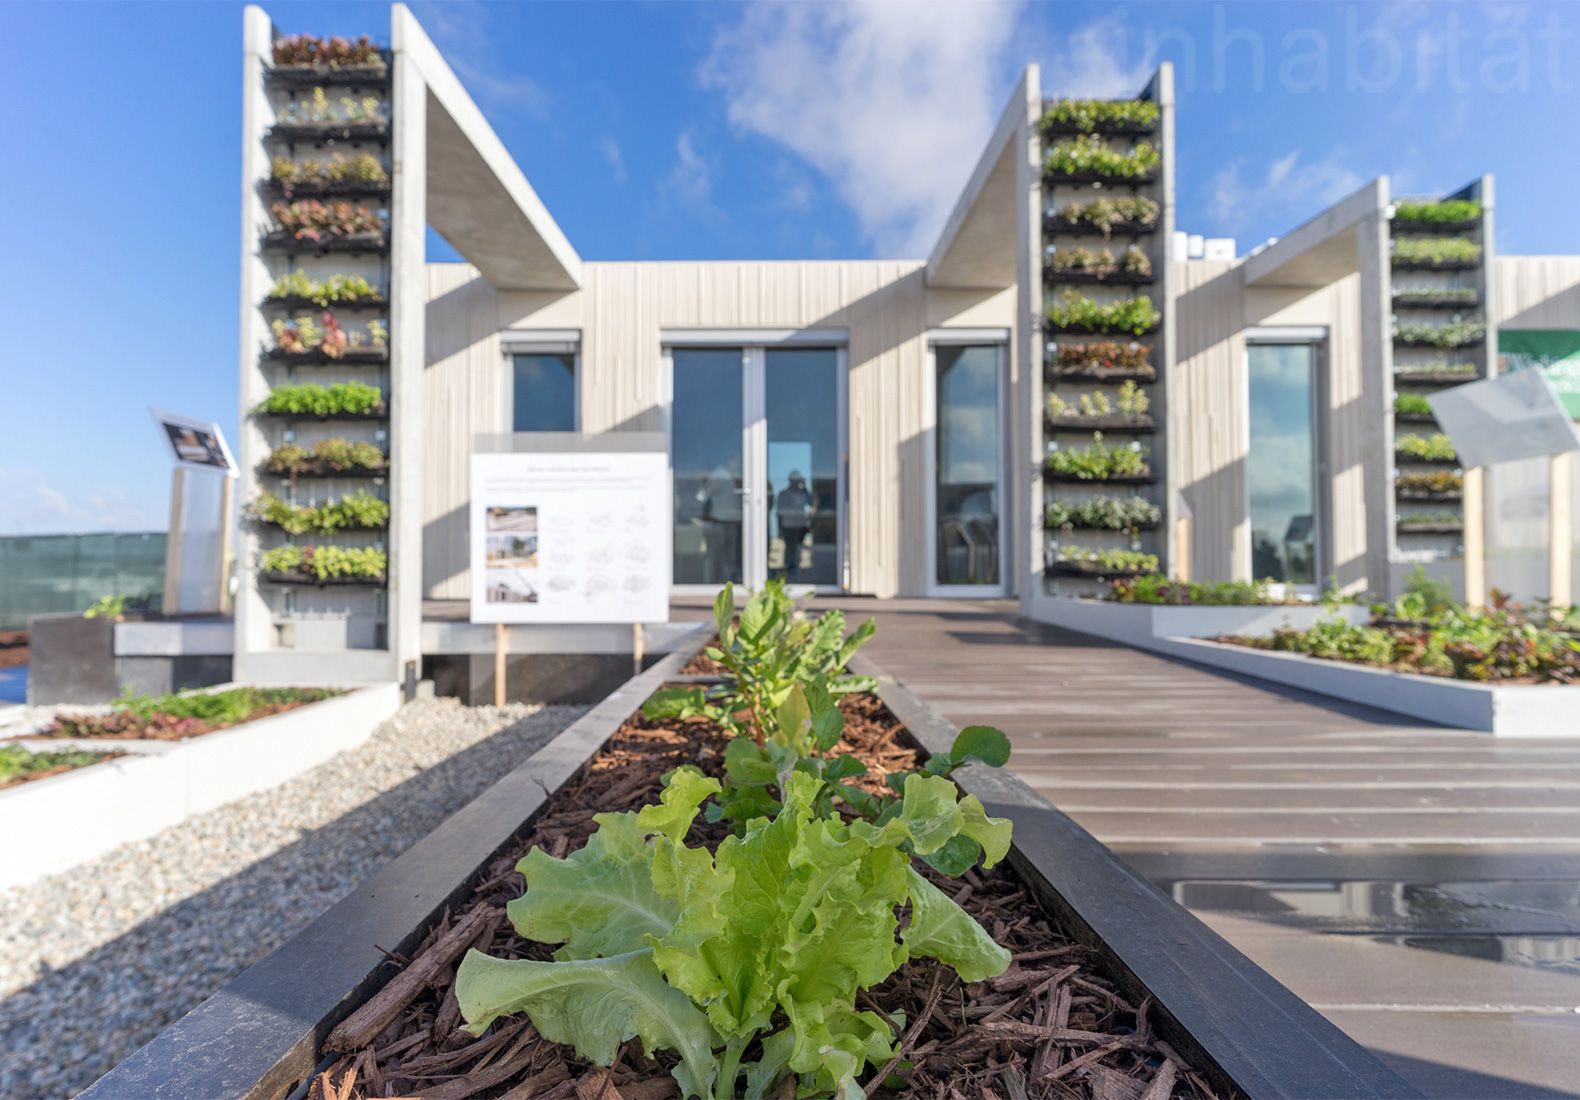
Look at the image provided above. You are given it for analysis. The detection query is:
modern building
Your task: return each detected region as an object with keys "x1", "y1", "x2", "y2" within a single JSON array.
[{"x1": 235, "y1": 5, "x2": 1580, "y2": 686}]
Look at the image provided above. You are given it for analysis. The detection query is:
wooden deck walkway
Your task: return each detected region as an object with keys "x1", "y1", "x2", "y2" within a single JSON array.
[{"x1": 675, "y1": 596, "x2": 1580, "y2": 1098}]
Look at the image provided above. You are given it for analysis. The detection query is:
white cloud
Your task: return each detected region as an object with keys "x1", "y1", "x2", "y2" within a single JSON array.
[
  {"x1": 601, "y1": 136, "x2": 627, "y2": 184},
  {"x1": 701, "y1": 0, "x2": 1026, "y2": 257},
  {"x1": 412, "y1": 0, "x2": 550, "y2": 119},
  {"x1": 0, "y1": 469, "x2": 157, "y2": 535},
  {"x1": 1208, "y1": 149, "x2": 1366, "y2": 236},
  {"x1": 667, "y1": 130, "x2": 714, "y2": 207},
  {"x1": 1039, "y1": 18, "x2": 1157, "y2": 98}
]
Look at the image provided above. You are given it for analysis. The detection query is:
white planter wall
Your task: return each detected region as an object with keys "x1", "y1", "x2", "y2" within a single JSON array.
[{"x1": 1026, "y1": 596, "x2": 1369, "y2": 649}]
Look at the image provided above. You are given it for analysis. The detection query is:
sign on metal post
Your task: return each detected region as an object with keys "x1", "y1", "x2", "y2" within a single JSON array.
[{"x1": 150, "y1": 409, "x2": 237, "y2": 615}]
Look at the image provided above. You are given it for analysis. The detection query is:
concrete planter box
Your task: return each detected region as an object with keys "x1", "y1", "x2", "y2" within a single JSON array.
[
  {"x1": 1154, "y1": 637, "x2": 1580, "y2": 736},
  {"x1": 1028, "y1": 596, "x2": 1369, "y2": 650},
  {"x1": 0, "y1": 683, "x2": 400, "y2": 890},
  {"x1": 85, "y1": 634, "x2": 1413, "y2": 1100}
]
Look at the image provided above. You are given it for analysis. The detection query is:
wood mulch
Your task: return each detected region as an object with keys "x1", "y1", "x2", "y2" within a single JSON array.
[
  {"x1": 31, "y1": 689, "x2": 341, "y2": 742},
  {"x1": 0, "y1": 630, "x2": 27, "y2": 670},
  {"x1": 306, "y1": 693, "x2": 1227, "y2": 1100}
]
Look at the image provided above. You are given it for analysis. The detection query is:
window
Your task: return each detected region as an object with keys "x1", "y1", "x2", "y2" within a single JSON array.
[
  {"x1": 510, "y1": 352, "x2": 576, "y2": 432},
  {"x1": 1247, "y1": 342, "x2": 1319, "y2": 584},
  {"x1": 934, "y1": 344, "x2": 1002, "y2": 587}
]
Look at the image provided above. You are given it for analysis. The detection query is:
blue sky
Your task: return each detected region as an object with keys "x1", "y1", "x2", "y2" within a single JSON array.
[{"x1": 2, "y1": 0, "x2": 1576, "y2": 534}]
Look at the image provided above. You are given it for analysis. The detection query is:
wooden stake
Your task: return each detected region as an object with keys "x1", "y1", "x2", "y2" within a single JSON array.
[
  {"x1": 494, "y1": 622, "x2": 507, "y2": 708},
  {"x1": 1173, "y1": 516, "x2": 1191, "y2": 582},
  {"x1": 632, "y1": 622, "x2": 646, "y2": 678},
  {"x1": 1551, "y1": 452, "x2": 1574, "y2": 612},
  {"x1": 162, "y1": 467, "x2": 186, "y2": 616},
  {"x1": 1463, "y1": 466, "x2": 1486, "y2": 609}
]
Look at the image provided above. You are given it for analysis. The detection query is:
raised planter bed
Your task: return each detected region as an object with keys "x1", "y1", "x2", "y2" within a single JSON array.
[
  {"x1": 1044, "y1": 215, "x2": 1158, "y2": 237},
  {"x1": 266, "y1": 121, "x2": 389, "y2": 144},
  {"x1": 1043, "y1": 169, "x2": 1158, "y2": 187},
  {"x1": 1046, "y1": 413, "x2": 1156, "y2": 433},
  {"x1": 1155, "y1": 637, "x2": 1580, "y2": 736},
  {"x1": 1043, "y1": 469, "x2": 1156, "y2": 485},
  {"x1": 264, "y1": 294, "x2": 388, "y2": 312},
  {"x1": 1024, "y1": 596, "x2": 1369, "y2": 651},
  {"x1": 1045, "y1": 363, "x2": 1158, "y2": 383},
  {"x1": 263, "y1": 346, "x2": 390, "y2": 366},
  {"x1": 267, "y1": 179, "x2": 391, "y2": 200},
  {"x1": 83, "y1": 635, "x2": 1414, "y2": 1100},
  {"x1": 263, "y1": 570, "x2": 388, "y2": 587},
  {"x1": 268, "y1": 63, "x2": 389, "y2": 87},
  {"x1": 260, "y1": 231, "x2": 389, "y2": 255},
  {"x1": 0, "y1": 683, "x2": 399, "y2": 890},
  {"x1": 1043, "y1": 267, "x2": 1156, "y2": 286}
]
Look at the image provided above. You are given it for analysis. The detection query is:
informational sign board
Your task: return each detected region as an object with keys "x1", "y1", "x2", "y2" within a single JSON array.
[
  {"x1": 469, "y1": 450, "x2": 671, "y2": 624},
  {"x1": 1428, "y1": 369, "x2": 1580, "y2": 469},
  {"x1": 1500, "y1": 330, "x2": 1580, "y2": 419},
  {"x1": 150, "y1": 408, "x2": 237, "y2": 476}
]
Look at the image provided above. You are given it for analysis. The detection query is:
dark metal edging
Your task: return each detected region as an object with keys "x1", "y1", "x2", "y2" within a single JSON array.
[
  {"x1": 81, "y1": 628, "x2": 708, "y2": 1100},
  {"x1": 852, "y1": 654, "x2": 1420, "y2": 1100}
]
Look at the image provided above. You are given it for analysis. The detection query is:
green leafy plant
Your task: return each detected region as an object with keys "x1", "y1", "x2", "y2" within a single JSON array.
[
  {"x1": 0, "y1": 744, "x2": 115, "y2": 788},
  {"x1": 83, "y1": 594, "x2": 126, "y2": 620},
  {"x1": 1044, "y1": 135, "x2": 1160, "y2": 180},
  {"x1": 1048, "y1": 340, "x2": 1153, "y2": 378},
  {"x1": 1044, "y1": 432, "x2": 1149, "y2": 480},
  {"x1": 1396, "y1": 432, "x2": 1458, "y2": 462},
  {"x1": 1046, "y1": 244, "x2": 1152, "y2": 279},
  {"x1": 1394, "y1": 320, "x2": 1485, "y2": 348},
  {"x1": 1047, "y1": 195, "x2": 1159, "y2": 236},
  {"x1": 1045, "y1": 495, "x2": 1159, "y2": 531},
  {"x1": 42, "y1": 686, "x2": 338, "y2": 741},
  {"x1": 267, "y1": 271, "x2": 382, "y2": 307},
  {"x1": 1393, "y1": 199, "x2": 1481, "y2": 226},
  {"x1": 1040, "y1": 98, "x2": 1159, "y2": 133},
  {"x1": 270, "y1": 199, "x2": 385, "y2": 242},
  {"x1": 1051, "y1": 546, "x2": 1158, "y2": 573},
  {"x1": 251, "y1": 490, "x2": 389, "y2": 534},
  {"x1": 1393, "y1": 287, "x2": 1478, "y2": 306},
  {"x1": 1395, "y1": 359, "x2": 1478, "y2": 378},
  {"x1": 272, "y1": 34, "x2": 383, "y2": 68},
  {"x1": 254, "y1": 381, "x2": 384, "y2": 417},
  {"x1": 1044, "y1": 290, "x2": 1158, "y2": 335},
  {"x1": 263, "y1": 438, "x2": 386, "y2": 476},
  {"x1": 260, "y1": 543, "x2": 387, "y2": 581},
  {"x1": 1397, "y1": 511, "x2": 1462, "y2": 529},
  {"x1": 1047, "y1": 379, "x2": 1150, "y2": 420},
  {"x1": 456, "y1": 766, "x2": 1011, "y2": 1100},
  {"x1": 1392, "y1": 237, "x2": 1483, "y2": 266},
  {"x1": 1394, "y1": 393, "x2": 1435, "y2": 416},
  {"x1": 280, "y1": 87, "x2": 386, "y2": 125},
  {"x1": 1397, "y1": 470, "x2": 1463, "y2": 497},
  {"x1": 1108, "y1": 575, "x2": 1297, "y2": 606},
  {"x1": 270, "y1": 153, "x2": 388, "y2": 192}
]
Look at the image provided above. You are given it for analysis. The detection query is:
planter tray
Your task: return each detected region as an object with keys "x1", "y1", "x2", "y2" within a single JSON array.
[
  {"x1": 267, "y1": 179, "x2": 392, "y2": 200},
  {"x1": 1395, "y1": 453, "x2": 1460, "y2": 466},
  {"x1": 1391, "y1": 217, "x2": 1480, "y2": 234},
  {"x1": 262, "y1": 570, "x2": 387, "y2": 588},
  {"x1": 267, "y1": 121, "x2": 390, "y2": 144},
  {"x1": 1044, "y1": 216, "x2": 1159, "y2": 237},
  {"x1": 1391, "y1": 257, "x2": 1481, "y2": 272},
  {"x1": 1046, "y1": 364, "x2": 1157, "y2": 383},
  {"x1": 1393, "y1": 336, "x2": 1484, "y2": 350},
  {"x1": 1043, "y1": 169, "x2": 1159, "y2": 187},
  {"x1": 82, "y1": 633, "x2": 1416, "y2": 1100},
  {"x1": 263, "y1": 347, "x2": 390, "y2": 366},
  {"x1": 257, "y1": 522, "x2": 388, "y2": 534},
  {"x1": 1393, "y1": 411, "x2": 1437, "y2": 423},
  {"x1": 1040, "y1": 118, "x2": 1158, "y2": 137},
  {"x1": 1397, "y1": 522, "x2": 1464, "y2": 535},
  {"x1": 260, "y1": 231, "x2": 389, "y2": 255},
  {"x1": 254, "y1": 406, "x2": 388, "y2": 422},
  {"x1": 1392, "y1": 293, "x2": 1480, "y2": 310},
  {"x1": 264, "y1": 295, "x2": 388, "y2": 311},
  {"x1": 1394, "y1": 370, "x2": 1480, "y2": 386},
  {"x1": 1044, "y1": 470, "x2": 1156, "y2": 485},
  {"x1": 1044, "y1": 268, "x2": 1156, "y2": 286},
  {"x1": 1045, "y1": 322, "x2": 1160, "y2": 337},
  {"x1": 267, "y1": 63, "x2": 390, "y2": 88},
  {"x1": 1397, "y1": 489, "x2": 1463, "y2": 502},
  {"x1": 1046, "y1": 413, "x2": 1156, "y2": 433},
  {"x1": 1046, "y1": 520, "x2": 1160, "y2": 533},
  {"x1": 1045, "y1": 560, "x2": 1153, "y2": 578},
  {"x1": 262, "y1": 466, "x2": 388, "y2": 480}
]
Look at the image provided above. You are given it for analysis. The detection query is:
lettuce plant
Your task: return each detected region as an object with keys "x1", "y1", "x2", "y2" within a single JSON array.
[
  {"x1": 456, "y1": 767, "x2": 1011, "y2": 1100},
  {"x1": 255, "y1": 381, "x2": 384, "y2": 417},
  {"x1": 1044, "y1": 290, "x2": 1159, "y2": 335}
]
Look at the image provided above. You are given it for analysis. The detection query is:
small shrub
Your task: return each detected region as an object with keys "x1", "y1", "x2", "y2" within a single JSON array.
[
  {"x1": 1396, "y1": 432, "x2": 1458, "y2": 462},
  {"x1": 1048, "y1": 195, "x2": 1159, "y2": 236},
  {"x1": 1045, "y1": 496, "x2": 1160, "y2": 530},
  {"x1": 1393, "y1": 199, "x2": 1481, "y2": 226},
  {"x1": 1040, "y1": 98, "x2": 1159, "y2": 133},
  {"x1": 1044, "y1": 135, "x2": 1160, "y2": 180},
  {"x1": 260, "y1": 543, "x2": 388, "y2": 581},
  {"x1": 1044, "y1": 432, "x2": 1149, "y2": 480},
  {"x1": 1392, "y1": 237, "x2": 1483, "y2": 266},
  {"x1": 1044, "y1": 290, "x2": 1158, "y2": 335}
]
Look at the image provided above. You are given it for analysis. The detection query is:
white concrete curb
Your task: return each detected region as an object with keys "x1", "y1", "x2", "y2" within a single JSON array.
[
  {"x1": 0, "y1": 684, "x2": 401, "y2": 891},
  {"x1": 1024, "y1": 596, "x2": 1369, "y2": 648},
  {"x1": 1154, "y1": 636, "x2": 1580, "y2": 736}
]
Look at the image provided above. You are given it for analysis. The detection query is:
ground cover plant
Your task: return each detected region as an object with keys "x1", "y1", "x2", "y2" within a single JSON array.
[
  {"x1": 255, "y1": 381, "x2": 384, "y2": 417},
  {"x1": 37, "y1": 686, "x2": 339, "y2": 742},
  {"x1": 1044, "y1": 433, "x2": 1150, "y2": 480},
  {"x1": 0, "y1": 744, "x2": 117, "y2": 790},
  {"x1": 1047, "y1": 195, "x2": 1159, "y2": 236},
  {"x1": 1107, "y1": 575, "x2": 1299, "y2": 605},
  {"x1": 264, "y1": 438, "x2": 387, "y2": 476},
  {"x1": 1391, "y1": 237, "x2": 1483, "y2": 267},
  {"x1": 273, "y1": 34, "x2": 383, "y2": 68},
  {"x1": 268, "y1": 271, "x2": 383, "y2": 307},
  {"x1": 1048, "y1": 340, "x2": 1154, "y2": 379},
  {"x1": 1045, "y1": 291, "x2": 1158, "y2": 336},
  {"x1": 260, "y1": 544, "x2": 387, "y2": 583},
  {"x1": 1394, "y1": 393, "x2": 1435, "y2": 416},
  {"x1": 1047, "y1": 380, "x2": 1150, "y2": 422},
  {"x1": 270, "y1": 153, "x2": 388, "y2": 193},
  {"x1": 1040, "y1": 98, "x2": 1159, "y2": 133},
  {"x1": 1051, "y1": 547, "x2": 1159, "y2": 574},
  {"x1": 1396, "y1": 432, "x2": 1458, "y2": 462},
  {"x1": 1045, "y1": 245, "x2": 1152, "y2": 280},
  {"x1": 1045, "y1": 495, "x2": 1159, "y2": 531},
  {"x1": 270, "y1": 199, "x2": 385, "y2": 242},
  {"x1": 1397, "y1": 511, "x2": 1462, "y2": 530},
  {"x1": 1044, "y1": 135, "x2": 1160, "y2": 180},
  {"x1": 1394, "y1": 320, "x2": 1485, "y2": 348},
  {"x1": 251, "y1": 490, "x2": 388, "y2": 535},
  {"x1": 1392, "y1": 199, "x2": 1481, "y2": 226}
]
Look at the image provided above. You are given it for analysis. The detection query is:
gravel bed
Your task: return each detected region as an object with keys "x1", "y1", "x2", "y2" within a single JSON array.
[{"x1": 0, "y1": 697, "x2": 586, "y2": 1098}]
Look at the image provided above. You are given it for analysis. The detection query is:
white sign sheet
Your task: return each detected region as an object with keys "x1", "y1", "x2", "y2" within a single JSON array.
[{"x1": 470, "y1": 451, "x2": 671, "y2": 624}]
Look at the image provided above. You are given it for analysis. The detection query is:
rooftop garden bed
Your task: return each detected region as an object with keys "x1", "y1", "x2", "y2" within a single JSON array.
[
  {"x1": 254, "y1": 381, "x2": 386, "y2": 420},
  {"x1": 268, "y1": 312, "x2": 388, "y2": 363},
  {"x1": 29, "y1": 686, "x2": 341, "y2": 743},
  {"x1": 1045, "y1": 495, "x2": 1160, "y2": 532},
  {"x1": 250, "y1": 489, "x2": 389, "y2": 535},
  {"x1": 266, "y1": 271, "x2": 385, "y2": 310},
  {"x1": 1397, "y1": 470, "x2": 1464, "y2": 500},
  {"x1": 1044, "y1": 290, "x2": 1159, "y2": 336},
  {"x1": 1044, "y1": 244, "x2": 1153, "y2": 285},
  {"x1": 1393, "y1": 319, "x2": 1485, "y2": 349},
  {"x1": 1045, "y1": 196, "x2": 1159, "y2": 238},
  {"x1": 261, "y1": 544, "x2": 387, "y2": 586},
  {"x1": 0, "y1": 744, "x2": 117, "y2": 791},
  {"x1": 1106, "y1": 575, "x2": 1306, "y2": 606},
  {"x1": 1045, "y1": 340, "x2": 1155, "y2": 381},
  {"x1": 1043, "y1": 135, "x2": 1161, "y2": 184},
  {"x1": 1039, "y1": 97, "x2": 1159, "y2": 136},
  {"x1": 1390, "y1": 198, "x2": 1482, "y2": 234},
  {"x1": 1043, "y1": 432, "x2": 1151, "y2": 482},
  {"x1": 269, "y1": 152, "x2": 389, "y2": 198},
  {"x1": 1390, "y1": 237, "x2": 1483, "y2": 271},
  {"x1": 1395, "y1": 432, "x2": 1459, "y2": 464},
  {"x1": 1047, "y1": 547, "x2": 1159, "y2": 578},
  {"x1": 263, "y1": 438, "x2": 388, "y2": 479},
  {"x1": 1392, "y1": 287, "x2": 1479, "y2": 309}
]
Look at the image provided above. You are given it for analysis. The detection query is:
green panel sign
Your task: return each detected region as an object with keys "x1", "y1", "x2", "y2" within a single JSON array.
[{"x1": 1499, "y1": 330, "x2": 1580, "y2": 419}]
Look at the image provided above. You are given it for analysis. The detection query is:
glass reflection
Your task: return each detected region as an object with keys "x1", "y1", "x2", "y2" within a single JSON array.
[
  {"x1": 765, "y1": 348, "x2": 839, "y2": 586},
  {"x1": 935, "y1": 345, "x2": 1000, "y2": 586},
  {"x1": 1248, "y1": 343, "x2": 1318, "y2": 584},
  {"x1": 672, "y1": 348, "x2": 743, "y2": 585}
]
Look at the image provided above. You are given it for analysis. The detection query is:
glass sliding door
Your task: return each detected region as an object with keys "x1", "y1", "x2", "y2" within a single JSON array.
[
  {"x1": 764, "y1": 348, "x2": 840, "y2": 587},
  {"x1": 933, "y1": 344, "x2": 1003, "y2": 590},
  {"x1": 1247, "y1": 342, "x2": 1319, "y2": 584},
  {"x1": 671, "y1": 348, "x2": 744, "y2": 586}
]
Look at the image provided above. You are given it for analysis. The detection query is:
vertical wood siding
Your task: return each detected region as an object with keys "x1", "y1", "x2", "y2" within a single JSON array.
[{"x1": 1495, "y1": 257, "x2": 1580, "y2": 328}]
